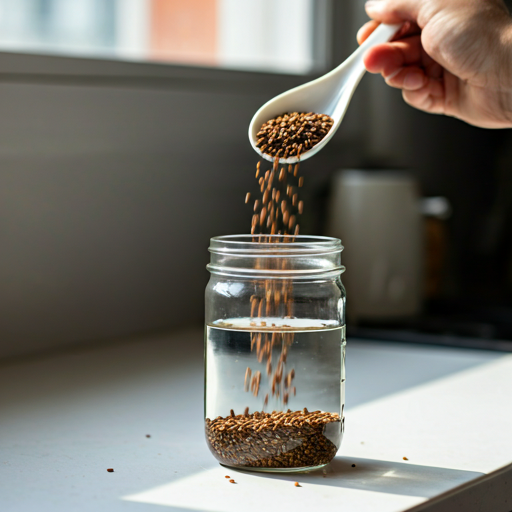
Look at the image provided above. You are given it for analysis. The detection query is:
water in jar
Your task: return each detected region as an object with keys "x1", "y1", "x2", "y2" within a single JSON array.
[{"x1": 205, "y1": 318, "x2": 345, "y2": 471}]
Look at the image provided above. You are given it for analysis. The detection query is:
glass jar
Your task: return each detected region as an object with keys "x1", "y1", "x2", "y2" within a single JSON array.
[{"x1": 205, "y1": 234, "x2": 346, "y2": 472}]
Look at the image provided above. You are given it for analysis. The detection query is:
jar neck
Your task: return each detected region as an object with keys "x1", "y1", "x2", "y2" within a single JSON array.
[{"x1": 207, "y1": 235, "x2": 345, "y2": 278}]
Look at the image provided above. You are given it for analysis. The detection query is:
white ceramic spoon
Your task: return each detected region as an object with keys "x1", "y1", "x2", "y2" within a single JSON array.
[{"x1": 248, "y1": 23, "x2": 402, "y2": 164}]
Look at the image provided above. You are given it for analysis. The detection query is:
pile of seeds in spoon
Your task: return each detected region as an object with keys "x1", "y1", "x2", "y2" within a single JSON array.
[{"x1": 255, "y1": 111, "x2": 334, "y2": 159}]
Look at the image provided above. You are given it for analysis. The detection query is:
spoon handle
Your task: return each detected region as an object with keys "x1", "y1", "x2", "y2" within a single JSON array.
[
  {"x1": 342, "y1": 23, "x2": 402, "y2": 84},
  {"x1": 357, "y1": 23, "x2": 402, "y2": 54}
]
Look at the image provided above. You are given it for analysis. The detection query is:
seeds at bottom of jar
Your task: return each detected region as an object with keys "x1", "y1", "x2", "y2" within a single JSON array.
[{"x1": 205, "y1": 410, "x2": 341, "y2": 468}]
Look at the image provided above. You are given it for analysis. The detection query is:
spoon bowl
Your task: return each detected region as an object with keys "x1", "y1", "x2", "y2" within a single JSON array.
[{"x1": 248, "y1": 23, "x2": 401, "y2": 164}]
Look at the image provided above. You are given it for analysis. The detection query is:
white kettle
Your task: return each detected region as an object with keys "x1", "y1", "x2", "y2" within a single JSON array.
[{"x1": 326, "y1": 170, "x2": 424, "y2": 322}]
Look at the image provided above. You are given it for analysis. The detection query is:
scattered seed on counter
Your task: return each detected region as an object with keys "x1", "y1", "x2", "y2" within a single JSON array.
[
  {"x1": 107, "y1": 468, "x2": 114, "y2": 473},
  {"x1": 225, "y1": 475, "x2": 230, "y2": 479},
  {"x1": 403, "y1": 457, "x2": 409, "y2": 461},
  {"x1": 229, "y1": 479, "x2": 236, "y2": 484},
  {"x1": 351, "y1": 464, "x2": 356, "y2": 467},
  {"x1": 146, "y1": 434, "x2": 151, "y2": 438},
  {"x1": 294, "y1": 482, "x2": 301, "y2": 487}
]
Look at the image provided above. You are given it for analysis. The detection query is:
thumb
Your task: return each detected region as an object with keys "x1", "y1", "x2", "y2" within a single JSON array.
[{"x1": 365, "y1": 0, "x2": 423, "y2": 25}]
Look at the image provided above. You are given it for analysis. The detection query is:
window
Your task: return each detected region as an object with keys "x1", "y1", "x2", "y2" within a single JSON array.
[{"x1": 0, "y1": 0, "x2": 326, "y2": 74}]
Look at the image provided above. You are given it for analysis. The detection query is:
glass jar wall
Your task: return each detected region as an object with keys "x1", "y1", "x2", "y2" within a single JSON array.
[{"x1": 205, "y1": 235, "x2": 346, "y2": 472}]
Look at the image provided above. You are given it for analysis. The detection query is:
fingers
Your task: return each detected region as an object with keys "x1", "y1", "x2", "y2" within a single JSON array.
[
  {"x1": 357, "y1": 20, "x2": 380, "y2": 45},
  {"x1": 364, "y1": 0, "x2": 422, "y2": 24},
  {"x1": 358, "y1": 19, "x2": 421, "y2": 45},
  {"x1": 358, "y1": 3, "x2": 447, "y2": 116},
  {"x1": 387, "y1": 67, "x2": 428, "y2": 90},
  {"x1": 363, "y1": 36, "x2": 423, "y2": 77},
  {"x1": 402, "y1": 78, "x2": 445, "y2": 114}
]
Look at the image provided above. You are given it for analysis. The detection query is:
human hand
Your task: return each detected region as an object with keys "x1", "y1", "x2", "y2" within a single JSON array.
[{"x1": 359, "y1": 0, "x2": 512, "y2": 128}]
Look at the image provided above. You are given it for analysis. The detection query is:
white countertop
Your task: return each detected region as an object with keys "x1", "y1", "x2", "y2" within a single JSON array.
[{"x1": 1, "y1": 328, "x2": 511, "y2": 512}]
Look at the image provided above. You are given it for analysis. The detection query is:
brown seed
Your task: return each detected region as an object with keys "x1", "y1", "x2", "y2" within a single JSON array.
[
  {"x1": 403, "y1": 457, "x2": 409, "y2": 461},
  {"x1": 298, "y1": 200, "x2": 303, "y2": 214},
  {"x1": 294, "y1": 164, "x2": 299, "y2": 177},
  {"x1": 298, "y1": 177, "x2": 304, "y2": 187},
  {"x1": 225, "y1": 475, "x2": 230, "y2": 478},
  {"x1": 250, "y1": 296, "x2": 259, "y2": 317},
  {"x1": 244, "y1": 406, "x2": 249, "y2": 416},
  {"x1": 107, "y1": 468, "x2": 114, "y2": 472},
  {"x1": 245, "y1": 192, "x2": 251, "y2": 204},
  {"x1": 146, "y1": 434, "x2": 151, "y2": 438},
  {"x1": 244, "y1": 367, "x2": 252, "y2": 391},
  {"x1": 258, "y1": 298, "x2": 265, "y2": 317},
  {"x1": 229, "y1": 479, "x2": 236, "y2": 484},
  {"x1": 260, "y1": 207, "x2": 267, "y2": 226},
  {"x1": 292, "y1": 193, "x2": 298, "y2": 206},
  {"x1": 294, "y1": 482, "x2": 300, "y2": 487},
  {"x1": 267, "y1": 170, "x2": 274, "y2": 189}
]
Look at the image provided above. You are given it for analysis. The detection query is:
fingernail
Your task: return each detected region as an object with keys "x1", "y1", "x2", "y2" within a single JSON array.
[
  {"x1": 404, "y1": 72, "x2": 424, "y2": 90},
  {"x1": 385, "y1": 67, "x2": 403, "y2": 81},
  {"x1": 365, "y1": 1, "x2": 384, "y2": 14}
]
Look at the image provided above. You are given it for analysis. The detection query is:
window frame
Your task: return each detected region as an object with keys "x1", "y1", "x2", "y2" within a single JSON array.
[{"x1": 0, "y1": 1, "x2": 354, "y2": 96}]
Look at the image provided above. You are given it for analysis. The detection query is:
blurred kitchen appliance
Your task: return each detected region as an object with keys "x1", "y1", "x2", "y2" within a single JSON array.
[{"x1": 327, "y1": 170, "x2": 423, "y2": 322}]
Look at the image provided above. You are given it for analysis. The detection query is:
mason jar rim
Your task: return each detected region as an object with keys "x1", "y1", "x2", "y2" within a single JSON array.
[
  {"x1": 207, "y1": 235, "x2": 344, "y2": 277},
  {"x1": 209, "y1": 234, "x2": 343, "y2": 256}
]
